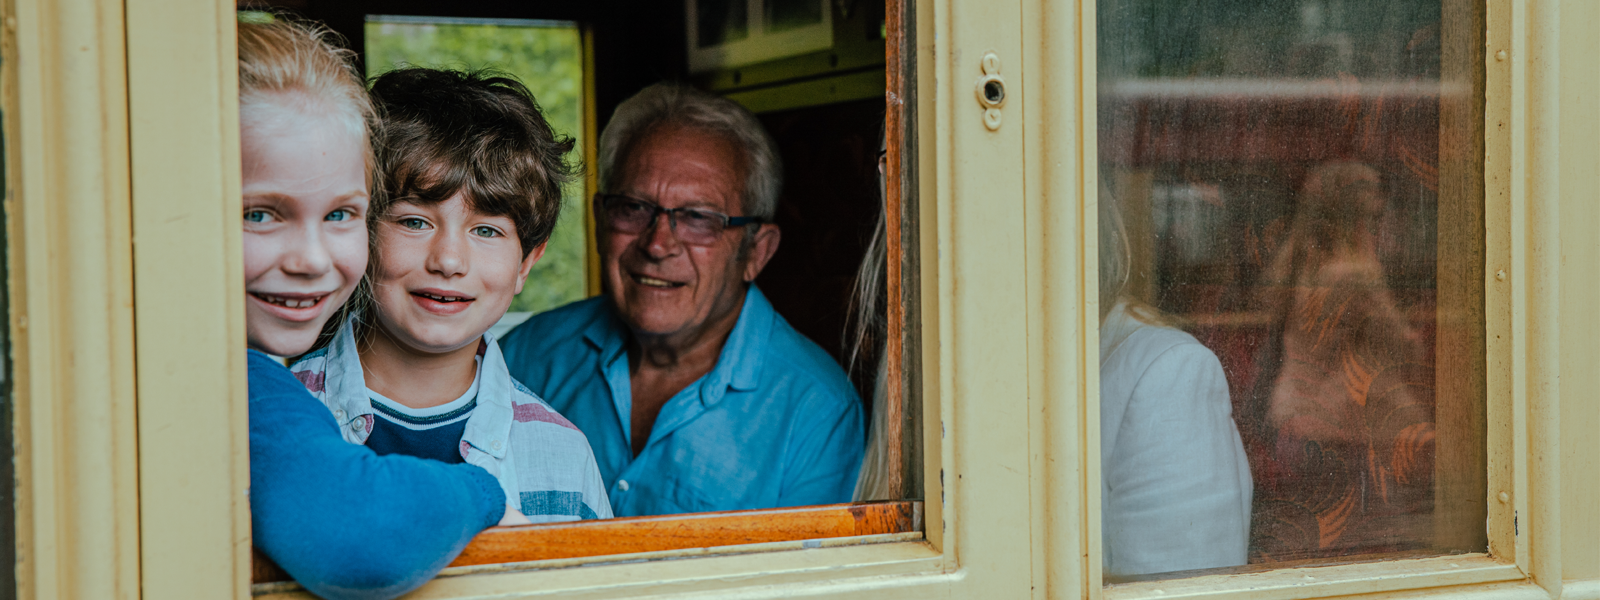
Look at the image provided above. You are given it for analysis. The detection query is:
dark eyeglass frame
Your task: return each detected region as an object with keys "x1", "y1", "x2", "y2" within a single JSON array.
[{"x1": 595, "y1": 193, "x2": 766, "y2": 244}]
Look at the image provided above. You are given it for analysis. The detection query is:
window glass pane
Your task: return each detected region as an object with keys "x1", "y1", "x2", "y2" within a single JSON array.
[
  {"x1": 364, "y1": 17, "x2": 589, "y2": 328},
  {"x1": 1096, "y1": 0, "x2": 1485, "y2": 582}
]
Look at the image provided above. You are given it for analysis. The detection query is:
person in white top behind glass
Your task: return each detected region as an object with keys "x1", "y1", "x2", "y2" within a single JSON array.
[{"x1": 1097, "y1": 184, "x2": 1252, "y2": 578}]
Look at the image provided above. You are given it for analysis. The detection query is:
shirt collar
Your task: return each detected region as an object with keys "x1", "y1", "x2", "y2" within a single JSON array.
[
  {"x1": 582, "y1": 302, "x2": 628, "y2": 365},
  {"x1": 717, "y1": 285, "x2": 772, "y2": 393},
  {"x1": 1099, "y1": 301, "x2": 1139, "y2": 366},
  {"x1": 461, "y1": 333, "x2": 514, "y2": 460},
  {"x1": 585, "y1": 285, "x2": 774, "y2": 401},
  {"x1": 322, "y1": 318, "x2": 374, "y2": 428},
  {"x1": 322, "y1": 319, "x2": 514, "y2": 459}
]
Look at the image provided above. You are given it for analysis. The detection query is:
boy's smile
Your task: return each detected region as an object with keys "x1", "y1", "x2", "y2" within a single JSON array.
[
  {"x1": 410, "y1": 287, "x2": 476, "y2": 316},
  {"x1": 367, "y1": 192, "x2": 544, "y2": 357}
]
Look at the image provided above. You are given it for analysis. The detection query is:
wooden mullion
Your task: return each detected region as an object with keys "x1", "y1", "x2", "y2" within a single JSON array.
[{"x1": 885, "y1": 0, "x2": 923, "y2": 503}]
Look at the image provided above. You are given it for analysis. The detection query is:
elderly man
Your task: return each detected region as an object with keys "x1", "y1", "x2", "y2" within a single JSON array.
[{"x1": 500, "y1": 84, "x2": 865, "y2": 517}]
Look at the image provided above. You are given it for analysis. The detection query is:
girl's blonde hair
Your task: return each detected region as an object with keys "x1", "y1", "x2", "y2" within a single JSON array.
[
  {"x1": 237, "y1": 14, "x2": 378, "y2": 195},
  {"x1": 1098, "y1": 180, "x2": 1174, "y2": 327},
  {"x1": 237, "y1": 14, "x2": 379, "y2": 354}
]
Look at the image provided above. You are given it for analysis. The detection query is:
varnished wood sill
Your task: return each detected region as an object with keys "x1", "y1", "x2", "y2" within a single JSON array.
[{"x1": 253, "y1": 500, "x2": 924, "y2": 586}]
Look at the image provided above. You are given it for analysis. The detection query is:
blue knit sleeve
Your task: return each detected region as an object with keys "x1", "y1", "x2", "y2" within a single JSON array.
[{"x1": 248, "y1": 350, "x2": 505, "y2": 600}]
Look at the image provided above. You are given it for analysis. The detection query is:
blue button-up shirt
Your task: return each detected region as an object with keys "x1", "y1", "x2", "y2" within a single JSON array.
[{"x1": 500, "y1": 285, "x2": 865, "y2": 516}]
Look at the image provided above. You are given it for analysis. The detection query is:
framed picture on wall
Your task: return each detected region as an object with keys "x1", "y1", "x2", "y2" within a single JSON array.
[{"x1": 687, "y1": 0, "x2": 834, "y2": 73}]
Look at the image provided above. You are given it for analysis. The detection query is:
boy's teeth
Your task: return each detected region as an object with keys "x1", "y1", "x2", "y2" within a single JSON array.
[{"x1": 638, "y1": 276, "x2": 673, "y2": 287}]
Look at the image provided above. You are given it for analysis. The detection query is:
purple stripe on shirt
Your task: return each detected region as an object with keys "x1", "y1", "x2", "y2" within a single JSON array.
[
  {"x1": 294, "y1": 370, "x2": 326, "y2": 393},
  {"x1": 512, "y1": 401, "x2": 579, "y2": 430}
]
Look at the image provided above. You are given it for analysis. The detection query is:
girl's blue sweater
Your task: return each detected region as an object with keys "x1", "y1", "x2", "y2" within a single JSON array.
[{"x1": 249, "y1": 349, "x2": 504, "y2": 599}]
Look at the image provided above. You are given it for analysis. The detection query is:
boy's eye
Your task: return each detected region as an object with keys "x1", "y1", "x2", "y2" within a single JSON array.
[
  {"x1": 244, "y1": 209, "x2": 272, "y2": 223},
  {"x1": 398, "y1": 217, "x2": 430, "y2": 230},
  {"x1": 472, "y1": 226, "x2": 502, "y2": 238},
  {"x1": 326, "y1": 208, "x2": 356, "y2": 222}
]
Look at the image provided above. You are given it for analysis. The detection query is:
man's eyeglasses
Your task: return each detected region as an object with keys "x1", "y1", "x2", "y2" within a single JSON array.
[{"x1": 596, "y1": 193, "x2": 765, "y2": 246}]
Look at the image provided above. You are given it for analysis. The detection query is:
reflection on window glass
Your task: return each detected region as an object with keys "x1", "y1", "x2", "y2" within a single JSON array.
[
  {"x1": 1097, "y1": 0, "x2": 1485, "y2": 581},
  {"x1": 365, "y1": 17, "x2": 588, "y2": 320},
  {"x1": 765, "y1": 0, "x2": 824, "y2": 33},
  {"x1": 696, "y1": 0, "x2": 749, "y2": 48}
]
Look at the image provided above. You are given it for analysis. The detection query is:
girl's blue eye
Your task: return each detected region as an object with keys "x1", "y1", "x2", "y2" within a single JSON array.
[
  {"x1": 472, "y1": 226, "x2": 501, "y2": 238},
  {"x1": 399, "y1": 217, "x2": 429, "y2": 230},
  {"x1": 326, "y1": 209, "x2": 355, "y2": 222},
  {"x1": 244, "y1": 209, "x2": 271, "y2": 223}
]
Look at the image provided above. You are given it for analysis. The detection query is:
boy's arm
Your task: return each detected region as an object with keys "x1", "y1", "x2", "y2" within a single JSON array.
[{"x1": 249, "y1": 352, "x2": 505, "y2": 600}]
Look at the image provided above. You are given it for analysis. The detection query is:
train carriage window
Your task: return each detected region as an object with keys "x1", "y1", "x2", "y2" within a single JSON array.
[
  {"x1": 1096, "y1": 0, "x2": 1486, "y2": 583},
  {"x1": 249, "y1": 0, "x2": 921, "y2": 589}
]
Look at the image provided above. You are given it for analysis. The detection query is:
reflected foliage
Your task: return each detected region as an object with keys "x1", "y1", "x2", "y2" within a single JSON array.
[{"x1": 366, "y1": 21, "x2": 588, "y2": 315}]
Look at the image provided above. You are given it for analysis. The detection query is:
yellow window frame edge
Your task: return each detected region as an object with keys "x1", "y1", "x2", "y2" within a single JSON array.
[
  {"x1": 124, "y1": 0, "x2": 253, "y2": 597},
  {"x1": 5, "y1": 0, "x2": 141, "y2": 598}
]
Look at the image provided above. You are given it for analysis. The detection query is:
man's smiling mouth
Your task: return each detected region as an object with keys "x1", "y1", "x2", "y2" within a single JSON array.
[{"x1": 632, "y1": 274, "x2": 686, "y2": 288}]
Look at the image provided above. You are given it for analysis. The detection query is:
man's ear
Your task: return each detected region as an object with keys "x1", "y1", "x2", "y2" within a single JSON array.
[
  {"x1": 742, "y1": 223, "x2": 781, "y2": 282},
  {"x1": 512, "y1": 240, "x2": 548, "y2": 296}
]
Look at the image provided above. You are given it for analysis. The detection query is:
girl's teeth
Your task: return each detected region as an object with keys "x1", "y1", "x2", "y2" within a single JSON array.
[
  {"x1": 261, "y1": 295, "x2": 319, "y2": 309},
  {"x1": 639, "y1": 277, "x2": 672, "y2": 287}
]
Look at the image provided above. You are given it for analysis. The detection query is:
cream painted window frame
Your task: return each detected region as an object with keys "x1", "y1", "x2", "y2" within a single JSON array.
[{"x1": 5, "y1": 0, "x2": 1600, "y2": 598}]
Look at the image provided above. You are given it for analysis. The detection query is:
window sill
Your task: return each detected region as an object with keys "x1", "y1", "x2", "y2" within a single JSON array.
[
  {"x1": 254, "y1": 501, "x2": 927, "y2": 597},
  {"x1": 1104, "y1": 554, "x2": 1524, "y2": 600}
]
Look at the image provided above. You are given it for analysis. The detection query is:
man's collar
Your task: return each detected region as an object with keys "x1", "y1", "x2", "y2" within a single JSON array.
[
  {"x1": 581, "y1": 302, "x2": 627, "y2": 363},
  {"x1": 588, "y1": 285, "x2": 774, "y2": 396},
  {"x1": 716, "y1": 285, "x2": 771, "y2": 393}
]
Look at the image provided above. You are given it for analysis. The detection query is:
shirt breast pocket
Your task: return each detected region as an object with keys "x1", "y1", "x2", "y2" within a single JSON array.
[{"x1": 655, "y1": 478, "x2": 719, "y2": 514}]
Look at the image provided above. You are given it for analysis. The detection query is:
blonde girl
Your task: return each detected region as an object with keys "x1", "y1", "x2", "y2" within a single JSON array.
[{"x1": 238, "y1": 16, "x2": 509, "y2": 599}]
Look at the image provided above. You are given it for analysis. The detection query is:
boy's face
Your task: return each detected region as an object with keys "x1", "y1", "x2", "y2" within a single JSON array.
[
  {"x1": 241, "y1": 106, "x2": 369, "y2": 357},
  {"x1": 371, "y1": 192, "x2": 544, "y2": 355}
]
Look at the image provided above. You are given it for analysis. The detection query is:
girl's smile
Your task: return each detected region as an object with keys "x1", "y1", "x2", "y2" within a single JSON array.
[{"x1": 249, "y1": 291, "x2": 335, "y2": 321}]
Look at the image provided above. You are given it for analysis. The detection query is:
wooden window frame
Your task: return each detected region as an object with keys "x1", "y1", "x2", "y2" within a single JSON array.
[
  {"x1": 246, "y1": 2, "x2": 930, "y2": 590},
  {"x1": 7, "y1": 0, "x2": 1600, "y2": 598}
]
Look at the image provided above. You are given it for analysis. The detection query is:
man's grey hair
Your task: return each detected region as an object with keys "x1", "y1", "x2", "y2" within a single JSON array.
[{"x1": 598, "y1": 83, "x2": 782, "y2": 221}]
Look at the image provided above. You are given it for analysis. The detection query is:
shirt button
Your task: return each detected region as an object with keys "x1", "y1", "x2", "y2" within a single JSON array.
[
  {"x1": 351, "y1": 419, "x2": 365, "y2": 432},
  {"x1": 617, "y1": 479, "x2": 630, "y2": 492},
  {"x1": 334, "y1": 409, "x2": 345, "y2": 419},
  {"x1": 492, "y1": 440, "x2": 503, "y2": 451}
]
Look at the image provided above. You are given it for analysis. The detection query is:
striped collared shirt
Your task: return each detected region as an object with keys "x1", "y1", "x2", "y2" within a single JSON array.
[{"x1": 290, "y1": 320, "x2": 612, "y2": 522}]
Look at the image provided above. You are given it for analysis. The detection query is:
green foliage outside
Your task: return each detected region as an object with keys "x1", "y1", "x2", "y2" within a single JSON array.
[{"x1": 365, "y1": 20, "x2": 589, "y2": 316}]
